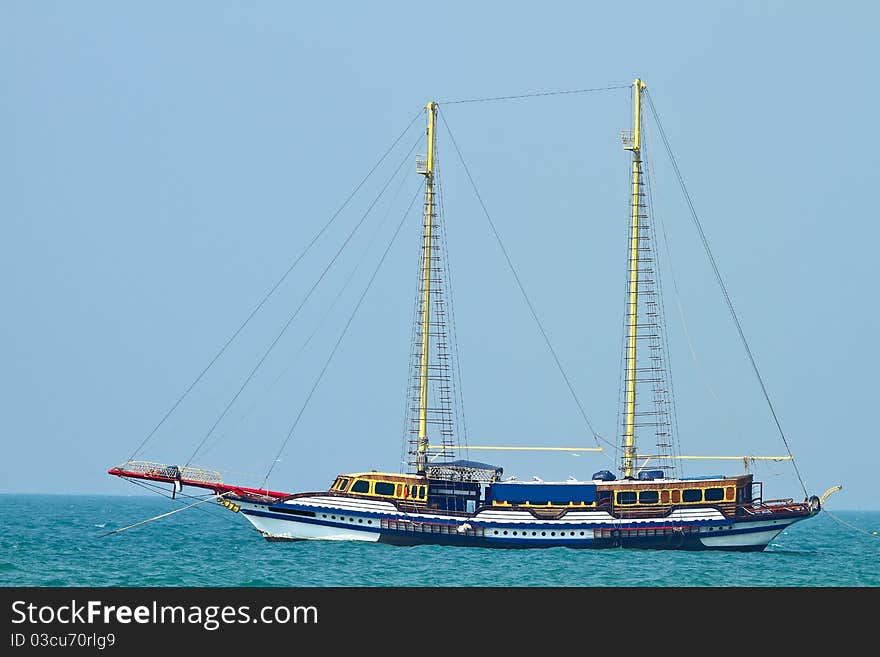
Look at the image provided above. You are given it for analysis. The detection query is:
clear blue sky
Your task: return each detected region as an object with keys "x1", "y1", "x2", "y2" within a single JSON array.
[{"x1": 2, "y1": 1, "x2": 877, "y2": 511}]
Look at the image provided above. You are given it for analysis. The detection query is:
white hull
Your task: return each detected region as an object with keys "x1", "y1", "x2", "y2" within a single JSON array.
[
  {"x1": 243, "y1": 511, "x2": 381, "y2": 542},
  {"x1": 696, "y1": 518, "x2": 793, "y2": 549}
]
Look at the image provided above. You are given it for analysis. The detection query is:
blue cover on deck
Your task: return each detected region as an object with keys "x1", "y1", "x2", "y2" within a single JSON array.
[
  {"x1": 486, "y1": 482, "x2": 597, "y2": 505},
  {"x1": 592, "y1": 469, "x2": 616, "y2": 481},
  {"x1": 637, "y1": 469, "x2": 665, "y2": 481}
]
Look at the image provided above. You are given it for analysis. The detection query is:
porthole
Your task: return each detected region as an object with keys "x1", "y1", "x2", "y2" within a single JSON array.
[
  {"x1": 331, "y1": 515, "x2": 336, "y2": 520},
  {"x1": 503, "y1": 530, "x2": 508, "y2": 535},
  {"x1": 551, "y1": 531, "x2": 556, "y2": 536},
  {"x1": 541, "y1": 531, "x2": 546, "y2": 536},
  {"x1": 532, "y1": 532, "x2": 537, "y2": 536},
  {"x1": 512, "y1": 531, "x2": 517, "y2": 536},
  {"x1": 493, "y1": 530, "x2": 499, "y2": 535},
  {"x1": 580, "y1": 531, "x2": 585, "y2": 536},
  {"x1": 560, "y1": 532, "x2": 565, "y2": 536},
  {"x1": 367, "y1": 520, "x2": 373, "y2": 524},
  {"x1": 358, "y1": 519, "x2": 363, "y2": 523}
]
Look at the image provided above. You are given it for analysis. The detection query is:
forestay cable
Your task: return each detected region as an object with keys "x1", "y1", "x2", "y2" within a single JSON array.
[
  {"x1": 185, "y1": 133, "x2": 423, "y2": 468},
  {"x1": 261, "y1": 184, "x2": 423, "y2": 488},
  {"x1": 200, "y1": 160, "x2": 416, "y2": 458}
]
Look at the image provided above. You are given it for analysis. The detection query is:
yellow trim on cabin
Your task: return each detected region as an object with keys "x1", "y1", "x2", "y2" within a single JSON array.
[
  {"x1": 491, "y1": 500, "x2": 598, "y2": 509},
  {"x1": 340, "y1": 477, "x2": 427, "y2": 502}
]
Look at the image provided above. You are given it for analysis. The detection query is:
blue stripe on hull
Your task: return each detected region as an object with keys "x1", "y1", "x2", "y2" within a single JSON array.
[{"x1": 377, "y1": 532, "x2": 726, "y2": 550}]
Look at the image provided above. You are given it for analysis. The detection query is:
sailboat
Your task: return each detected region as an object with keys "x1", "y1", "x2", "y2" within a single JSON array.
[{"x1": 109, "y1": 79, "x2": 835, "y2": 551}]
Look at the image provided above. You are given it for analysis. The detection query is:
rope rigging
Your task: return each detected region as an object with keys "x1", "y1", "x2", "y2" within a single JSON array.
[
  {"x1": 434, "y1": 167, "x2": 470, "y2": 451},
  {"x1": 438, "y1": 107, "x2": 612, "y2": 453},
  {"x1": 128, "y1": 108, "x2": 424, "y2": 462},
  {"x1": 200, "y1": 146, "x2": 420, "y2": 460},
  {"x1": 123, "y1": 81, "x2": 810, "y2": 501},
  {"x1": 643, "y1": 89, "x2": 809, "y2": 499},
  {"x1": 630, "y1": 120, "x2": 684, "y2": 475},
  {"x1": 184, "y1": 131, "x2": 424, "y2": 469},
  {"x1": 125, "y1": 83, "x2": 654, "y2": 476},
  {"x1": 99, "y1": 79, "x2": 859, "y2": 558},
  {"x1": 261, "y1": 184, "x2": 423, "y2": 488}
]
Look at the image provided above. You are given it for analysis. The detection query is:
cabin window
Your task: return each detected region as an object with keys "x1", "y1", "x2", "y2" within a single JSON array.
[
  {"x1": 705, "y1": 487, "x2": 724, "y2": 502},
  {"x1": 336, "y1": 477, "x2": 350, "y2": 491},
  {"x1": 660, "y1": 490, "x2": 670, "y2": 504},
  {"x1": 725, "y1": 487, "x2": 735, "y2": 501},
  {"x1": 671, "y1": 490, "x2": 680, "y2": 503},
  {"x1": 374, "y1": 481, "x2": 396, "y2": 497},
  {"x1": 682, "y1": 489, "x2": 702, "y2": 503},
  {"x1": 350, "y1": 479, "x2": 370, "y2": 494},
  {"x1": 639, "y1": 490, "x2": 659, "y2": 504},
  {"x1": 419, "y1": 486, "x2": 427, "y2": 499},
  {"x1": 616, "y1": 491, "x2": 637, "y2": 505}
]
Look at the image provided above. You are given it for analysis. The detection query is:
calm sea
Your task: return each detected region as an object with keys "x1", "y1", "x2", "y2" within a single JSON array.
[{"x1": 1, "y1": 494, "x2": 877, "y2": 587}]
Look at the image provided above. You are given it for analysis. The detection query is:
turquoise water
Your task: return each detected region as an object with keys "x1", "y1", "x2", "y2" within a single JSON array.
[{"x1": 1, "y1": 494, "x2": 877, "y2": 587}]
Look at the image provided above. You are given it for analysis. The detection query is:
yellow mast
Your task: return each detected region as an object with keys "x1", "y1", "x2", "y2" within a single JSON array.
[
  {"x1": 416, "y1": 101, "x2": 437, "y2": 475},
  {"x1": 622, "y1": 78, "x2": 646, "y2": 479}
]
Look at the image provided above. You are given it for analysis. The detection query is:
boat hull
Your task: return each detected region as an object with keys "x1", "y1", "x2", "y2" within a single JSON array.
[{"x1": 234, "y1": 494, "x2": 812, "y2": 551}]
